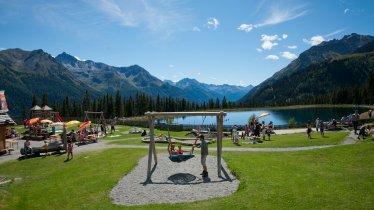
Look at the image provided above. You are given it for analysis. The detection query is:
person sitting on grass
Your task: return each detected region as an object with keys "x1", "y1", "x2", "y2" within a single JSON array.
[{"x1": 357, "y1": 125, "x2": 367, "y2": 140}]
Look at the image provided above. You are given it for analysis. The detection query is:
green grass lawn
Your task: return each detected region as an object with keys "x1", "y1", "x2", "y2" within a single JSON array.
[
  {"x1": 0, "y1": 139, "x2": 373, "y2": 209},
  {"x1": 219, "y1": 131, "x2": 349, "y2": 148},
  {"x1": 108, "y1": 130, "x2": 349, "y2": 148}
]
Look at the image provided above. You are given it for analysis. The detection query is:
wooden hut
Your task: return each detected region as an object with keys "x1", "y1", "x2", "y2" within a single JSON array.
[
  {"x1": 31, "y1": 105, "x2": 54, "y2": 119},
  {"x1": 0, "y1": 91, "x2": 16, "y2": 154}
]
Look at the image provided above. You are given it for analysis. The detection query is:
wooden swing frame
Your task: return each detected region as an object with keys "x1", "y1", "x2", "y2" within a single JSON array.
[{"x1": 145, "y1": 111, "x2": 226, "y2": 181}]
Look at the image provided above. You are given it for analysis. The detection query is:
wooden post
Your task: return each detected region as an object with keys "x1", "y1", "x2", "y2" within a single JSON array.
[
  {"x1": 216, "y1": 112, "x2": 223, "y2": 177},
  {"x1": 146, "y1": 112, "x2": 154, "y2": 181},
  {"x1": 0, "y1": 125, "x2": 6, "y2": 151}
]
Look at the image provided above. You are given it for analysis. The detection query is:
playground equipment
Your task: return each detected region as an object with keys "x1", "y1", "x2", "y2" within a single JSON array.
[{"x1": 145, "y1": 111, "x2": 226, "y2": 181}]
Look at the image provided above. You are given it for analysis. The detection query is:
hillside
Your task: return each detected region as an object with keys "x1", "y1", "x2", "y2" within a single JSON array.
[
  {"x1": 55, "y1": 52, "x2": 191, "y2": 100},
  {"x1": 243, "y1": 51, "x2": 374, "y2": 106},
  {"x1": 240, "y1": 33, "x2": 374, "y2": 102},
  {"x1": 0, "y1": 49, "x2": 99, "y2": 117}
]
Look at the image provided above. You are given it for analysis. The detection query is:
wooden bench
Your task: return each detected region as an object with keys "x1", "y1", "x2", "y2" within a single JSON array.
[{"x1": 1, "y1": 147, "x2": 14, "y2": 155}]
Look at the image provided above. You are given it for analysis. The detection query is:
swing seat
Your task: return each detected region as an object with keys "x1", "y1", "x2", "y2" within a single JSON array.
[{"x1": 169, "y1": 154, "x2": 195, "y2": 162}]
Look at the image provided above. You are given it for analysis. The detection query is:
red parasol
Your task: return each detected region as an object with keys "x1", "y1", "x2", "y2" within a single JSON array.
[{"x1": 79, "y1": 121, "x2": 91, "y2": 131}]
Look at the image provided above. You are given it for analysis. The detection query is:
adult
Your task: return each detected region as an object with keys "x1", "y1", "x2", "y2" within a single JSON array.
[
  {"x1": 232, "y1": 125, "x2": 238, "y2": 144},
  {"x1": 24, "y1": 139, "x2": 33, "y2": 157},
  {"x1": 244, "y1": 124, "x2": 249, "y2": 137},
  {"x1": 110, "y1": 121, "x2": 116, "y2": 133},
  {"x1": 319, "y1": 120, "x2": 325, "y2": 137},
  {"x1": 196, "y1": 134, "x2": 208, "y2": 177},
  {"x1": 315, "y1": 117, "x2": 320, "y2": 132},
  {"x1": 261, "y1": 121, "x2": 266, "y2": 141},
  {"x1": 306, "y1": 121, "x2": 312, "y2": 139},
  {"x1": 267, "y1": 121, "x2": 274, "y2": 140},
  {"x1": 351, "y1": 111, "x2": 359, "y2": 135}
]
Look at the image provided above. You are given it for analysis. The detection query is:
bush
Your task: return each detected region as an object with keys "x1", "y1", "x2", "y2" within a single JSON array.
[{"x1": 288, "y1": 117, "x2": 297, "y2": 128}]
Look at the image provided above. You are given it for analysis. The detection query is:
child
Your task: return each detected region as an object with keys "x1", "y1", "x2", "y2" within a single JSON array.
[
  {"x1": 43, "y1": 140, "x2": 49, "y2": 156},
  {"x1": 177, "y1": 145, "x2": 184, "y2": 154},
  {"x1": 196, "y1": 134, "x2": 208, "y2": 177},
  {"x1": 67, "y1": 140, "x2": 73, "y2": 159},
  {"x1": 307, "y1": 121, "x2": 312, "y2": 139},
  {"x1": 169, "y1": 144, "x2": 178, "y2": 155}
]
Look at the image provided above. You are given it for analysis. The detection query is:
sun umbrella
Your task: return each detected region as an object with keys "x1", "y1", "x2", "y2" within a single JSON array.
[
  {"x1": 65, "y1": 120, "x2": 81, "y2": 127},
  {"x1": 258, "y1": 112, "x2": 270, "y2": 118},
  {"x1": 79, "y1": 121, "x2": 91, "y2": 131},
  {"x1": 27, "y1": 118, "x2": 40, "y2": 125},
  {"x1": 40, "y1": 119, "x2": 53, "y2": 124}
]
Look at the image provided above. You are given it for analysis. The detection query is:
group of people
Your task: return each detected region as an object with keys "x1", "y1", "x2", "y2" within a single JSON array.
[
  {"x1": 231, "y1": 120, "x2": 274, "y2": 143},
  {"x1": 5, "y1": 127, "x2": 18, "y2": 138}
]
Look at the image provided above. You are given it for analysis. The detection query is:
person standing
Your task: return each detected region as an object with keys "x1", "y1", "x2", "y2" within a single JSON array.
[
  {"x1": 319, "y1": 120, "x2": 325, "y2": 137},
  {"x1": 352, "y1": 112, "x2": 359, "y2": 135},
  {"x1": 368, "y1": 110, "x2": 372, "y2": 118},
  {"x1": 67, "y1": 140, "x2": 73, "y2": 159},
  {"x1": 195, "y1": 134, "x2": 209, "y2": 177},
  {"x1": 307, "y1": 121, "x2": 312, "y2": 139},
  {"x1": 315, "y1": 117, "x2": 320, "y2": 132}
]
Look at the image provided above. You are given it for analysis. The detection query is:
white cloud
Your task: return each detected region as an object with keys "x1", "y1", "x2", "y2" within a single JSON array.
[
  {"x1": 282, "y1": 34, "x2": 288, "y2": 39},
  {"x1": 303, "y1": 35, "x2": 325, "y2": 46},
  {"x1": 238, "y1": 3, "x2": 307, "y2": 32},
  {"x1": 288, "y1": 45, "x2": 297, "y2": 49},
  {"x1": 281, "y1": 51, "x2": 298, "y2": 59},
  {"x1": 88, "y1": 0, "x2": 192, "y2": 35},
  {"x1": 344, "y1": 8, "x2": 349, "y2": 14},
  {"x1": 265, "y1": 55, "x2": 279, "y2": 60},
  {"x1": 237, "y1": 24, "x2": 254, "y2": 32},
  {"x1": 261, "y1": 34, "x2": 279, "y2": 50},
  {"x1": 256, "y1": 48, "x2": 263, "y2": 52},
  {"x1": 192, "y1": 26, "x2": 201, "y2": 32},
  {"x1": 206, "y1": 17, "x2": 219, "y2": 30},
  {"x1": 324, "y1": 28, "x2": 346, "y2": 38},
  {"x1": 74, "y1": 56, "x2": 85, "y2": 61}
]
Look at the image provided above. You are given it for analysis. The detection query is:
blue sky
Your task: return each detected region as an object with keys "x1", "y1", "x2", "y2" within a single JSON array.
[{"x1": 0, "y1": 0, "x2": 373, "y2": 86}]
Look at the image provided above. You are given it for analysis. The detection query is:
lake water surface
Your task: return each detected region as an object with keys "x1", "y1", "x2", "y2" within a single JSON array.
[{"x1": 171, "y1": 107, "x2": 367, "y2": 126}]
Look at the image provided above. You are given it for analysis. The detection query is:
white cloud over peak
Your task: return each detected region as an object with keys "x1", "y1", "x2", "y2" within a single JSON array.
[
  {"x1": 282, "y1": 34, "x2": 288, "y2": 39},
  {"x1": 265, "y1": 55, "x2": 279, "y2": 60},
  {"x1": 303, "y1": 35, "x2": 325, "y2": 46},
  {"x1": 281, "y1": 51, "x2": 297, "y2": 59},
  {"x1": 238, "y1": 3, "x2": 307, "y2": 32},
  {"x1": 237, "y1": 23, "x2": 255, "y2": 32},
  {"x1": 261, "y1": 34, "x2": 279, "y2": 50},
  {"x1": 288, "y1": 45, "x2": 297, "y2": 49},
  {"x1": 207, "y1": 17, "x2": 219, "y2": 30}
]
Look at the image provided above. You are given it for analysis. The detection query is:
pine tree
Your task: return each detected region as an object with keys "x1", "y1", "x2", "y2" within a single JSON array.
[
  {"x1": 115, "y1": 90, "x2": 124, "y2": 117},
  {"x1": 32, "y1": 95, "x2": 39, "y2": 107},
  {"x1": 42, "y1": 93, "x2": 49, "y2": 107}
]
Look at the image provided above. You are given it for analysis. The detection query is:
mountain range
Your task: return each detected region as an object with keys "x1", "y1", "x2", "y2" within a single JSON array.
[
  {"x1": 0, "y1": 49, "x2": 251, "y2": 117},
  {"x1": 165, "y1": 78, "x2": 253, "y2": 102},
  {"x1": 240, "y1": 33, "x2": 374, "y2": 105}
]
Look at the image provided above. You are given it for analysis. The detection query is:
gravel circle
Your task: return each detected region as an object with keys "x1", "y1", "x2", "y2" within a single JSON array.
[{"x1": 110, "y1": 153, "x2": 240, "y2": 206}]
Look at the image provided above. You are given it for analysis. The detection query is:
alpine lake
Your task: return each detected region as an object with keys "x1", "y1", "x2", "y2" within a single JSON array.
[{"x1": 169, "y1": 106, "x2": 368, "y2": 127}]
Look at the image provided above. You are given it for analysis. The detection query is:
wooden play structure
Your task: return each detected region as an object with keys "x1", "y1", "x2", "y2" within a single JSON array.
[
  {"x1": 145, "y1": 111, "x2": 226, "y2": 181},
  {"x1": 84, "y1": 111, "x2": 105, "y2": 124}
]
